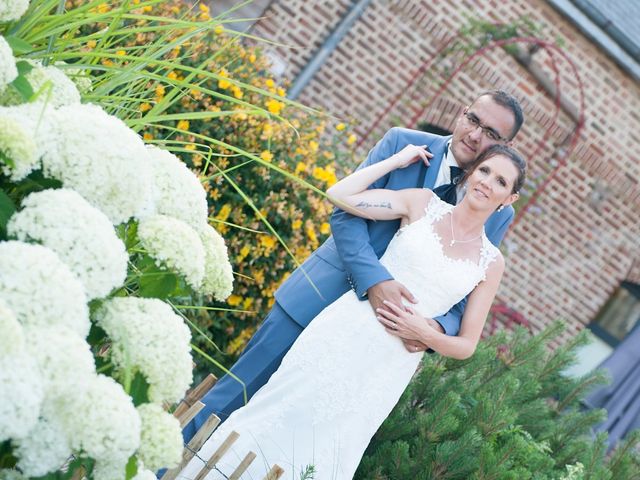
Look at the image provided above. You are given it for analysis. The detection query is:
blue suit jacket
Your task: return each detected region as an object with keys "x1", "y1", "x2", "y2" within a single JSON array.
[{"x1": 274, "y1": 127, "x2": 514, "y2": 335}]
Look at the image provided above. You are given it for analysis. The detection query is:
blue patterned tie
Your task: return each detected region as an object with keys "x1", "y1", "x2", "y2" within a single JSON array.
[{"x1": 433, "y1": 166, "x2": 464, "y2": 205}]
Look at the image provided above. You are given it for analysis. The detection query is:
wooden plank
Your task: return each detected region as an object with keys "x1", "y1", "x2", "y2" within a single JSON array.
[
  {"x1": 193, "y1": 431, "x2": 240, "y2": 480},
  {"x1": 174, "y1": 374, "x2": 218, "y2": 418},
  {"x1": 160, "y1": 414, "x2": 221, "y2": 480},
  {"x1": 228, "y1": 451, "x2": 257, "y2": 480},
  {"x1": 178, "y1": 400, "x2": 204, "y2": 428},
  {"x1": 262, "y1": 465, "x2": 285, "y2": 480}
]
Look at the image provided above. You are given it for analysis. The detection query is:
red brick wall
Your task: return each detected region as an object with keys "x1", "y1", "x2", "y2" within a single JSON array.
[{"x1": 251, "y1": 0, "x2": 640, "y2": 341}]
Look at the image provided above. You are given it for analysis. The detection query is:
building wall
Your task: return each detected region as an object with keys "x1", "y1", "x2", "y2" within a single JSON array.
[{"x1": 250, "y1": 0, "x2": 640, "y2": 341}]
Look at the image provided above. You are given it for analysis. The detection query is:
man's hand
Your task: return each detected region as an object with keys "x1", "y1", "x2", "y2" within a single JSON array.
[{"x1": 367, "y1": 280, "x2": 416, "y2": 313}]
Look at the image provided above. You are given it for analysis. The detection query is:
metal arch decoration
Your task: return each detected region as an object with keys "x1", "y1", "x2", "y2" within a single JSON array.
[{"x1": 357, "y1": 34, "x2": 586, "y2": 230}]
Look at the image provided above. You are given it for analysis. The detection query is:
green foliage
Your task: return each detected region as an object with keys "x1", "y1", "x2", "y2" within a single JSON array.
[{"x1": 355, "y1": 323, "x2": 640, "y2": 479}]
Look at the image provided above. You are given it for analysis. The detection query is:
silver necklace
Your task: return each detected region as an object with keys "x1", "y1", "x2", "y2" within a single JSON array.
[{"x1": 449, "y1": 210, "x2": 482, "y2": 247}]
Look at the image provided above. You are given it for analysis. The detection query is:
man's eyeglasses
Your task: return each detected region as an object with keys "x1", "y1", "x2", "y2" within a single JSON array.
[{"x1": 463, "y1": 110, "x2": 508, "y2": 142}]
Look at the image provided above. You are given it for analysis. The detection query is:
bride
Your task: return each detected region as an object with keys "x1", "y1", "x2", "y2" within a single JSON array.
[{"x1": 178, "y1": 143, "x2": 526, "y2": 479}]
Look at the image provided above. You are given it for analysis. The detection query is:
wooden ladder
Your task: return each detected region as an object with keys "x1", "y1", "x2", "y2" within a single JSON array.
[{"x1": 161, "y1": 374, "x2": 284, "y2": 480}]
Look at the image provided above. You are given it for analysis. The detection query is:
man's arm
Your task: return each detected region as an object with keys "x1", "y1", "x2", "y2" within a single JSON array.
[{"x1": 329, "y1": 128, "x2": 401, "y2": 297}]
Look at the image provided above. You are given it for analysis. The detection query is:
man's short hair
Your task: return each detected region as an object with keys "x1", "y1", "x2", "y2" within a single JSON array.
[{"x1": 473, "y1": 90, "x2": 524, "y2": 140}]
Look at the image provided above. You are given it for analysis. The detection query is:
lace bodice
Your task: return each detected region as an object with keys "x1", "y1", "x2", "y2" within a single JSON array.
[{"x1": 381, "y1": 194, "x2": 499, "y2": 318}]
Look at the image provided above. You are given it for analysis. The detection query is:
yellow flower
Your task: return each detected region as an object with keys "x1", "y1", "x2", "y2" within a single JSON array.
[
  {"x1": 142, "y1": 5, "x2": 152, "y2": 12},
  {"x1": 101, "y1": 59, "x2": 114, "y2": 67},
  {"x1": 86, "y1": 40, "x2": 97, "y2": 49},
  {"x1": 306, "y1": 225, "x2": 318, "y2": 244},
  {"x1": 218, "y1": 69, "x2": 231, "y2": 89},
  {"x1": 242, "y1": 298, "x2": 254, "y2": 310},
  {"x1": 97, "y1": 3, "x2": 110, "y2": 13},
  {"x1": 214, "y1": 25, "x2": 224, "y2": 35},
  {"x1": 323, "y1": 151, "x2": 335, "y2": 160},
  {"x1": 139, "y1": 102, "x2": 151, "y2": 112},
  {"x1": 260, "y1": 150, "x2": 273, "y2": 162},
  {"x1": 231, "y1": 85, "x2": 243, "y2": 99},
  {"x1": 347, "y1": 134, "x2": 357, "y2": 145},
  {"x1": 252, "y1": 269, "x2": 265, "y2": 285},
  {"x1": 309, "y1": 140, "x2": 319, "y2": 153},
  {"x1": 199, "y1": 3, "x2": 210, "y2": 12},
  {"x1": 155, "y1": 85, "x2": 165, "y2": 97},
  {"x1": 320, "y1": 222, "x2": 331, "y2": 235},
  {"x1": 115, "y1": 50, "x2": 126, "y2": 56},
  {"x1": 266, "y1": 99, "x2": 284, "y2": 115},
  {"x1": 260, "y1": 236, "x2": 277, "y2": 249},
  {"x1": 167, "y1": 70, "x2": 178, "y2": 80},
  {"x1": 184, "y1": 144, "x2": 197, "y2": 151},
  {"x1": 295, "y1": 162, "x2": 306, "y2": 174},
  {"x1": 277, "y1": 87, "x2": 286, "y2": 97},
  {"x1": 216, "y1": 204, "x2": 232, "y2": 222},
  {"x1": 227, "y1": 294, "x2": 242, "y2": 306},
  {"x1": 336, "y1": 123, "x2": 346, "y2": 131},
  {"x1": 292, "y1": 219, "x2": 302, "y2": 230},
  {"x1": 232, "y1": 110, "x2": 247, "y2": 121},
  {"x1": 177, "y1": 120, "x2": 190, "y2": 131},
  {"x1": 143, "y1": 133, "x2": 153, "y2": 141},
  {"x1": 262, "y1": 123, "x2": 273, "y2": 136},
  {"x1": 265, "y1": 79, "x2": 275, "y2": 88},
  {"x1": 239, "y1": 245, "x2": 250, "y2": 260},
  {"x1": 200, "y1": 12, "x2": 211, "y2": 21},
  {"x1": 249, "y1": 53, "x2": 256, "y2": 63}
]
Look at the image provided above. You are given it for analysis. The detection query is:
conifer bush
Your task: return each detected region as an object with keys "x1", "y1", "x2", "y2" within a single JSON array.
[{"x1": 356, "y1": 323, "x2": 640, "y2": 479}]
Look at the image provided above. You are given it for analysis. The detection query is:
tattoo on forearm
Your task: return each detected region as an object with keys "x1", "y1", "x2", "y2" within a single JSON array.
[{"x1": 355, "y1": 201, "x2": 392, "y2": 209}]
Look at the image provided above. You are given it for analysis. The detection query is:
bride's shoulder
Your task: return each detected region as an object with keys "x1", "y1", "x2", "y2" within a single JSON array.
[
  {"x1": 403, "y1": 188, "x2": 433, "y2": 219},
  {"x1": 482, "y1": 244, "x2": 505, "y2": 278}
]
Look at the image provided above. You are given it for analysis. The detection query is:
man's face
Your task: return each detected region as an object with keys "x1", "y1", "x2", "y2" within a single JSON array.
[{"x1": 450, "y1": 95, "x2": 516, "y2": 169}]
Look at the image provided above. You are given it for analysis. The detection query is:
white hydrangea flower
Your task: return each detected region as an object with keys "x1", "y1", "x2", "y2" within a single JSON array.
[
  {"x1": 0, "y1": 36, "x2": 18, "y2": 87},
  {"x1": 131, "y1": 468, "x2": 159, "y2": 480},
  {"x1": 94, "y1": 297, "x2": 193, "y2": 403},
  {"x1": 0, "y1": 59, "x2": 80, "y2": 107},
  {"x1": 8, "y1": 189, "x2": 128, "y2": 299},
  {"x1": 138, "y1": 214, "x2": 205, "y2": 290},
  {"x1": 0, "y1": 349, "x2": 43, "y2": 442},
  {"x1": 92, "y1": 460, "x2": 129, "y2": 480},
  {"x1": 25, "y1": 326, "x2": 96, "y2": 399},
  {"x1": 13, "y1": 413, "x2": 72, "y2": 477},
  {"x1": 197, "y1": 224, "x2": 234, "y2": 301},
  {"x1": 54, "y1": 62, "x2": 92, "y2": 94},
  {"x1": 146, "y1": 145, "x2": 208, "y2": 230},
  {"x1": 136, "y1": 403, "x2": 182, "y2": 471},
  {"x1": 0, "y1": 102, "x2": 51, "y2": 181},
  {"x1": 58, "y1": 374, "x2": 141, "y2": 470},
  {"x1": 42, "y1": 103, "x2": 156, "y2": 224},
  {"x1": 0, "y1": 469, "x2": 28, "y2": 480},
  {"x1": 0, "y1": 298, "x2": 24, "y2": 356},
  {"x1": 0, "y1": 0, "x2": 29, "y2": 22},
  {"x1": 0, "y1": 241, "x2": 90, "y2": 337}
]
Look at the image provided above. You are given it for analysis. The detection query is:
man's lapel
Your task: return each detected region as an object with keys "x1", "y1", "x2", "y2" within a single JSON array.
[{"x1": 423, "y1": 135, "x2": 451, "y2": 189}]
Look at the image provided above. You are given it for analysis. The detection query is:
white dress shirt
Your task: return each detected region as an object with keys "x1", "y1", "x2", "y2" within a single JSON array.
[{"x1": 433, "y1": 142, "x2": 465, "y2": 203}]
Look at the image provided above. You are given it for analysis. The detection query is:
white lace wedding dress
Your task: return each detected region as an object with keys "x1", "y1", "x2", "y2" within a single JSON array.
[{"x1": 178, "y1": 195, "x2": 499, "y2": 480}]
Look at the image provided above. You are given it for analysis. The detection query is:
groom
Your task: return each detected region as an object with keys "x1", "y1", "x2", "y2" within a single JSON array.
[{"x1": 183, "y1": 90, "x2": 524, "y2": 440}]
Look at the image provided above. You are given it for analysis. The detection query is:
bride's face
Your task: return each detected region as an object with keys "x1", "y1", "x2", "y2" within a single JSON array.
[{"x1": 465, "y1": 154, "x2": 520, "y2": 210}]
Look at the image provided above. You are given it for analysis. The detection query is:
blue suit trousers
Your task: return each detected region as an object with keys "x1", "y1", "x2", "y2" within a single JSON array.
[{"x1": 182, "y1": 303, "x2": 303, "y2": 442}]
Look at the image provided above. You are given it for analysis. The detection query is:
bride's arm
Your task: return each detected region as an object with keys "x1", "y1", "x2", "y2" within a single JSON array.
[
  {"x1": 377, "y1": 255, "x2": 505, "y2": 360},
  {"x1": 326, "y1": 144, "x2": 431, "y2": 221}
]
